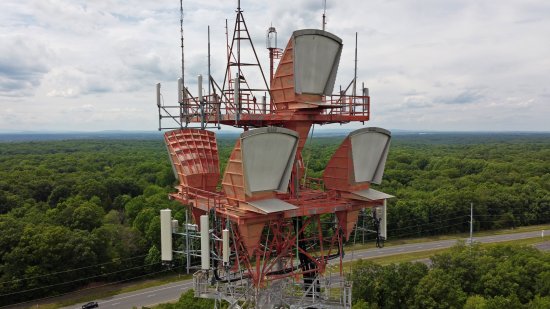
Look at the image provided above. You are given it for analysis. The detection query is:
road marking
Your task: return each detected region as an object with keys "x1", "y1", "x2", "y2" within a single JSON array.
[
  {"x1": 111, "y1": 302, "x2": 120, "y2": 306},
  {"x1": 147, "y1": 294, "x2": 156, "y2": 298}
]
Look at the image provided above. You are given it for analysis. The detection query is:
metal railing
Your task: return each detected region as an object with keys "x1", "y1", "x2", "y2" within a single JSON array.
[{"x1": 159, "y1": 92, "x2": 370, "y2": 128}]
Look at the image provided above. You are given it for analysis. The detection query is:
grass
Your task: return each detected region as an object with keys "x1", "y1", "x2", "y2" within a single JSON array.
[
  {"x1": 28, "y1": 225, "x2": 550, "y2": 309},
  {"x1": 337, "y1": 235, "x2": 550, "y2": 271},
  {"x1": 346, "y1": 223, "x2": 550, "y2": 251},
  {"x1": 482, "y1": 236, "x2": 549, "y2": 247}
]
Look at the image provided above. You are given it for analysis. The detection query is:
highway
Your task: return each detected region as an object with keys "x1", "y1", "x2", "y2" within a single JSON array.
[{"x1": 60, "y1": 230, "x2": 546, "y2": 309}]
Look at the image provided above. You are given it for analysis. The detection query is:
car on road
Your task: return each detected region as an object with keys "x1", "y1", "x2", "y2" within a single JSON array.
[{"x1": 82, "y1": 302, "x2": 99, "y2": 309}]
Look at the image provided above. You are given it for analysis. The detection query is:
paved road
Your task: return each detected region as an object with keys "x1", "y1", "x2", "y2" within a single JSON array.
[
  {"x1": 59, "y1": 230, "x2": 546, "y2": 309},
  {"x1": 343, "y1": 230, "x2": 545, "y2": 262}
]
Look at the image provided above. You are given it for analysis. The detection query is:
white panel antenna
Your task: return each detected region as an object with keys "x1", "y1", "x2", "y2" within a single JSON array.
[
  {"x1": 200, "y1": 215, "x2": 210, "y2": 270},
  {"x1": 378, "y1": 200, "x2": 387, "y2": 239},
  {"x1": 350, "y1": 127, "x2": 391, "y2": 184},
  {"x1": 222, "y1": 229, "x2": 230, "y2": 264},
  {"x1": 240, "y1": 127, "x2": 299, "y2": 195},
  {"x1": 160, "y1": 209, "x2": 173, "y2": 261},
  {"x1": 293, "y1": 30, "x2": 342, "y2": 95},
  {"x1": 171, "y1": 219, "x2": 179, "y2": 233},
  {"x1": 177, "y1": 78, "x2": 183, "y2": 103},
  {"x1": 156, "y1": 83, "x2": 161, "y2": 107}
]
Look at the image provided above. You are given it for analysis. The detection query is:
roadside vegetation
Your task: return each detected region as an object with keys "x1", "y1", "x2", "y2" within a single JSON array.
[
  {"x1": 0, "y1": 132, "x2": 548, "y2": 306},
  {"x1": 350, "y1": 242, "x2": 550, "y2": 308}
]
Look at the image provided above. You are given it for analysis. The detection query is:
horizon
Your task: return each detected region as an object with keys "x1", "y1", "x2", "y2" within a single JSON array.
[{"x1": 2, "y1": 128, "x2": 550, "y2": 135}]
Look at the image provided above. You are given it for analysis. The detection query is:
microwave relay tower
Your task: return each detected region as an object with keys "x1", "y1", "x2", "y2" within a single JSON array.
[{"x1": 156, "y1": 1, "x2": 393, "y2": 308}]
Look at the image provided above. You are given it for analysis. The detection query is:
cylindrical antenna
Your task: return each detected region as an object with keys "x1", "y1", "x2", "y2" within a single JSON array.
[
  {"x1": 222, "y1": 229, "x2": 230, "y2": 264},
  {"x1": 171, "y1": 219, "x2": 179, "y2": 234},
  {"x1": 160, "y1": 209, "x2": 173, "y2": 262},
  {"x1": 156, "y1": 83, "x2": 161, "y2": 130},
  {"x1": 234, "y1": 73, "x2": 240, "y2": 123},
  {"x1": 198, "y1": 75, "x2": 203, "y2": 100},
  {"x1": 156, "y1": 83, "x2": 161, "y2": 107},
  {"x1": 200, "y1": 215, "x2": 210, "y2": 270},
  {"x1": 177, "y1": 78, "x2": 183, "y2": 103},
  {"x1": 266, "y1": 26, "x2": 277, "y2": 49},
  {"x1": 267, "y1": 26, "x2": 278, "y2": 87}
]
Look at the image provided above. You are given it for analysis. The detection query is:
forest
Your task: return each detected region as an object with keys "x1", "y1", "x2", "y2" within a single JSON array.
[
  {"x1": 350, "y1": 243, "x2": 550, "y2": 308},
  {"x1": 0, "y1": 132, "x2": 548, "y2": 306}
]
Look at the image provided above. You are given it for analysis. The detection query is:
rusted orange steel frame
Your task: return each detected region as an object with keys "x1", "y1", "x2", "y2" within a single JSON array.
[
  {"x1": 165, "y1": 29, "x2": 385, "y2": 288},
  {"x1": 170, "y1": 188, "x2": 380, "y2": 225}
]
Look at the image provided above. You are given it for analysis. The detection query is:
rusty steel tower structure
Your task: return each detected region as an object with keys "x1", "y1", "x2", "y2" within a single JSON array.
[{"x1": 157, "y1": 2, "x2": 392, "y2": 308}]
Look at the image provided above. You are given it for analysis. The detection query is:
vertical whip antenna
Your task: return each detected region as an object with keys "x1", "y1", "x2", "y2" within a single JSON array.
[
  {"x1": 180, "y1": 0, "x2": 186, "y2": 128},
  {"x1": 353, "y1": 32, "x2": 358, "y2": 98},
  {"x1": 208, "y1": 25, "x2": 211, "y2": 96},
  {"x1": 322, "y1": 0, "x2": 327, "y2": 30},
  {"x1": 180, "y1": 0, "x2": 185, "y2": 87}
]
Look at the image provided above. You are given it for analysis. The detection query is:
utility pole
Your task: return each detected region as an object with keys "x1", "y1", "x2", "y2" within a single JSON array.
[
  {"x1": 185, "y1": 209, "x2": 190, "y2": 274},
  {"x1": 469, "y1": 202, "x2": 474, "y2": 245}
]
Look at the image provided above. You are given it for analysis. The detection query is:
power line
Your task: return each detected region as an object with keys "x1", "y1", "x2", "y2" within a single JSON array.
[
  {"x1": 0, "y1": 254, "x2": 149, "y2": 285},
  {"x1": 421, "y1": 209, "x2": 470, "y2": 221},
  {"x1": 385, "y1": 207, "x2": 550, "y2": 234},
  {"x1": 391, "y1": 215, "x2": 468, "y2": 232},
  {"x1": 1, "y1": 265, "x2": 185, "y2": 309},
  {"x1": 474, "y1": 211, "x2": 550, "y2": 217},
  {"x1": 391, "y1": 222, "x2": 467, "y2": 239},
  {"x1": 355, "y1": 221, "x2": 468, "y2": 242},
  {"x1": 0, "y1": 261, "x2": 161, "y2": 297}
]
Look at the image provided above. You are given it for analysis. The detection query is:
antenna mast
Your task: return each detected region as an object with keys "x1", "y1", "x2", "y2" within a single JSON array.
[
  {"x1": 180, "y1": 0, "x2": 184, "y2": 81},
  {"x1": 322, "y1": 0, "x2": 327, "y2": 30},
  {"x1": 353, "y1": 32, "x2": 358, "y2": 98},
  {"x1": 208, "y1": 25, "x2": 211, "y2": 96},
  {"x1": 180, "y1": 0, "x2": 186, "y2": 127}
]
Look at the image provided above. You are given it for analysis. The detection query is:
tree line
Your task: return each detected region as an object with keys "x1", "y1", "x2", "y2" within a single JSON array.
[{"x1": 350, "y1": 243, "x2": 550, "y2": 308}]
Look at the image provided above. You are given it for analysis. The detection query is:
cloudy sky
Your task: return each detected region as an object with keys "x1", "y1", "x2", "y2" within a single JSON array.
[{"x1": 1, "y1": 0, "x2": 549, "y2": 132}]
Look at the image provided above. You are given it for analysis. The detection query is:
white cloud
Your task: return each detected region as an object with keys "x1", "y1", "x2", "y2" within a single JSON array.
[
  {"x1": 0, "y1": 34, "x2": 55, "y2": 97},
  {"x1": 0, "y1": 0, "x2": 549, "y2": 131}
]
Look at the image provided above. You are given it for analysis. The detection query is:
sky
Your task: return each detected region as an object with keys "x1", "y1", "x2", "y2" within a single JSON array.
[{"x1": 1, "y1": 0, "x2": 549, "y2": 132}]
